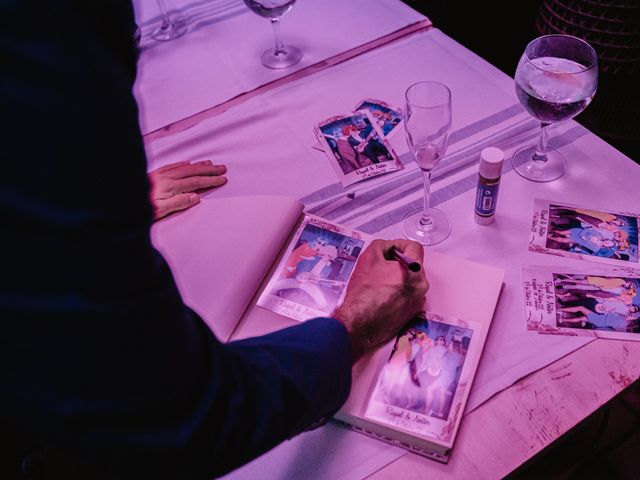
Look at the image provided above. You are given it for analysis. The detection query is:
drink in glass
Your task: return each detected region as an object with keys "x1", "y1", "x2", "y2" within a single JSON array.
[
  {"x1": 512, "y1": 35, "x2": 598, "y2": 182},
  {"x1": 401, "y1": 81, "x2": 452, "y2": 246},
  {"x1": 244, "y1": 0, "x2": 302, "y2": 69}
]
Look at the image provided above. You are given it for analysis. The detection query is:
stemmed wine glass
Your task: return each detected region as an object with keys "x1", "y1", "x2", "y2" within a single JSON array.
[
  {"x1": 152, "y1": 0, "x2": 187, "y2": 42},
  {"x1": 513, "y1": 34, "x2": 598, "y2": 182},
  {"x1": 401, "y1": 81, "x2": 453, "y2": 246},
  {"x1": 243, "y1": 0, "x2": 302, "y2": 69}
]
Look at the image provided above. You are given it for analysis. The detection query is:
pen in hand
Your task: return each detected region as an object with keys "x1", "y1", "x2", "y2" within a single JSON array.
[{"x1": 387, "y1": 247, "x2": 422, "y2": 272}]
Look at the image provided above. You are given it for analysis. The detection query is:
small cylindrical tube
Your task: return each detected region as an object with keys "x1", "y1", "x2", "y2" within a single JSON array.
[{"x1": 474, "y1": 147, "x2": 504, "y2": 225}]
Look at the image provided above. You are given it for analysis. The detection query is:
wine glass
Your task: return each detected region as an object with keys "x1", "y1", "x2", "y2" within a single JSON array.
[
  {"x1": 244, "y1": 0, "x2": 302, "y2": 69},
  {"x1": 513, "y1": 34, "x2": 598, "y2": 182},
  {"x1": 152, "y1": 0, "x2": 187, "y2": 42},
  {"x1": 401, "y1": 81, "x2": 452, "y2": 246}
]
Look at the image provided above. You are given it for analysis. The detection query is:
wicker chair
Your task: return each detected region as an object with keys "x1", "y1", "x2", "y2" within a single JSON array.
[{"x1": 536, "y1": 0, "x2": 640, "y2": 156}]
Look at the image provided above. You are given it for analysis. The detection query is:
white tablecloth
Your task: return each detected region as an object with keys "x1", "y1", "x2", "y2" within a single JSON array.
[
  {"x1": 132, "y1": 0, "x2": 427, "y2": 134},
  {"x1": 143, "y1": 27, "x2": 640, "y2": 479},
  {"x1": 145, "y1": 26, "x2": 640, "y2": 409}
]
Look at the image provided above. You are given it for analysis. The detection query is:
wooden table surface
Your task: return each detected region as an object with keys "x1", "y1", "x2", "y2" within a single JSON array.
[{"x1": 369, "y1": 340, "x2": 640, "y2": 479}]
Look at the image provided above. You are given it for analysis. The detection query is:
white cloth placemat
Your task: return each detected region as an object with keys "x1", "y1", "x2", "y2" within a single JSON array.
[{"x1": 132, "y1": 0, "x2": 427, "y2": 134}]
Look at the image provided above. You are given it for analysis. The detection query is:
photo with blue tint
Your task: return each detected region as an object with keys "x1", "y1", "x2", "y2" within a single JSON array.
[
  {"x1": 546, "y1": 205, "x2": 639, "y2": 263},
  {"x1": 272, "y1": 222, "x2": 364, "y2": 311}
]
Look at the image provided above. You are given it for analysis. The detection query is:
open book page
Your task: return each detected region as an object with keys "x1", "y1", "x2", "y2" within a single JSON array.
[{"x1": 151, "y1": 196, "x2": 304, "y2": 341}]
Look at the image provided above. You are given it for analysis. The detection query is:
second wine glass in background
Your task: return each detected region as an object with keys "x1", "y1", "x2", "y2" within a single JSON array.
[
  {"x1": 401, "y1": 81, "x2": 453, "y2": 246},
  {"x1": 152, "y1": 0, "x2": 187, "y2": 42},
  {"x1": 244, "y1": 0, "x2": 302, "y2": 69}
]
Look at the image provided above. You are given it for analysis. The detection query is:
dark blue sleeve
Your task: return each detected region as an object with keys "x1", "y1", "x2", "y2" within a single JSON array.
[{"x1": 0, "y1": 1, "x2": 352, "y2": 478}]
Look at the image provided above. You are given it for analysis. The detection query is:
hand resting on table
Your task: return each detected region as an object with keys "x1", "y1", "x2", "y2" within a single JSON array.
[{"x1": 148, "y1": 160, "x2": 227, "y2": 220}]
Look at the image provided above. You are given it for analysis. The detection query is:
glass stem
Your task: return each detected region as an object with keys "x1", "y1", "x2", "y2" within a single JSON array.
[
  {"x1": 420, "y1": 169, "x2": 434, "y2": 228},
  {"x1": 157, "y1": 0, "x2": 171, "y2": 26},
  {"x1": 270, "y1": 18, "x2": 286, "y2": 56},
  {"x1": 533, "y1": 122, "x2": 550, "y2": 163}
]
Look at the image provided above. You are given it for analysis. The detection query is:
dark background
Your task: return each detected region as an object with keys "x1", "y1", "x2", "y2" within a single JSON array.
[{"x1": 402, "y1": 0, "x2": 640, "y2": 164}]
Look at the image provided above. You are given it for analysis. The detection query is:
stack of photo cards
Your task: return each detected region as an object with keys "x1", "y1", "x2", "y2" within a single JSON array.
[
  {"x1": 524, "y1": 199, "x2": 640, "y2": 340},
  {"x1": 313, "y1": 99, "x2": 404, "y2": 187}
]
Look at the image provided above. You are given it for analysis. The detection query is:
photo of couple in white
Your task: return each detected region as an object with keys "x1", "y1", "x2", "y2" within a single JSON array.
[{"x1": 374, "y1": 317, "x2": 472, "y2": 420}]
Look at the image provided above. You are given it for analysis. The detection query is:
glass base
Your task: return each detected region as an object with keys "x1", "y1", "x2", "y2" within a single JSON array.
[
  {"x1": 401, "y1": 208, "x2": 451, "y2": 246},
  {"x1": 261, "y1": 45, "x2": 302, "y2": 69},
  {"x1": 152, "y1": 18, "x2": 187, "y2": 42},
  {"x1": 512, "y1": 145, "x2": 566, "y2": 182}
]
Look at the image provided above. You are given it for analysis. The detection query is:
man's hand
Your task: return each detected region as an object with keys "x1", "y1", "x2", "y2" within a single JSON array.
[
  {"x1": 332, "y1": 239, "x2": 428, "y2": 363},
  {"x1": 148, "y1": 160, "x2": 227, "y2": 220}
]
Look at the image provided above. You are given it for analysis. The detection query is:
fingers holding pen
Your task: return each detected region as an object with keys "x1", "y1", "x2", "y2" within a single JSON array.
[
  {"x1": 334, "y1": 238, "x2": 429, "y2": 362},
  {"x1": 382, "y1": 239, "x2": 429, "y2": 303},
  {"x1": 368, "y1": 239, "x2": 423, "y2": 262},
  {"x1": 390, "y1": 239, "x2": 424, "y2": 266},
  {"x1": 366, "y1": 239, "x2": 428, "y2": 286}
]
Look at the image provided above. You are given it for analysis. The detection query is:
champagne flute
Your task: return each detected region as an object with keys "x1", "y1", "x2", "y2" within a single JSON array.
[
  {"x1": 243, "y1": 0, "x2": 302, "y2": 69},
  {"x1": 152, "y1": 0, "x2": 187, "y2": 42},
  {"x1": 402, "y1": 81, "x2": 452, "y2": 246},
  {"x1": 513, "y1": 34, "x2": 598, "y2": 182}
]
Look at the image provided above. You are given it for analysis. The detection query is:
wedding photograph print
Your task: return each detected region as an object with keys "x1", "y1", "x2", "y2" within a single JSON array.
[
  {"x1": 353, "y1": 98, "x2": 403, "y2": 139},
  {"x1": 258, "y1": 215, "x2": 367, "y2": 322},
  {"x1": 315, "y1": 112, "x2": 402, "y2": 186},
  {"x1": 523, "y1": 267, "x2": 640, "y2": 340},
  {"x1": 529, "y1": 199, "x2": 639, "y2": 267},
  {"x1": 365, "y1": 313, "x2": 479, "y2": 443}
]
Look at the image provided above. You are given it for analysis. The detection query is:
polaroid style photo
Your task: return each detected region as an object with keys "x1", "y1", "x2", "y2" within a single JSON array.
[
  {"x1": 529, "y1": 199, "x2": 640, "y2": 268},
  {"x1": 523, "y1": 266, "x2": 640, "y2": 340},
  {"x1": 354, "y1": 98, "x2": 403, "y2": 140},
  {"x1": 365, "y1": 313, "x2": 479, "y2": 443},
  {"x1": 314, "y1": 112, "x2": 403, "y2": 187},
  {"x1": 257, "y1": 215, "x2": 369, "y2": 322},
  {"x1": 311, "y1": 98, "x2": 403, "y2": 152}
]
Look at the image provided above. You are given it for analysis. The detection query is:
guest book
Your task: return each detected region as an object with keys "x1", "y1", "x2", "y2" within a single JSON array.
[{"x1": 152, "y1": 195, "x2": 504, "y2": 462}]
